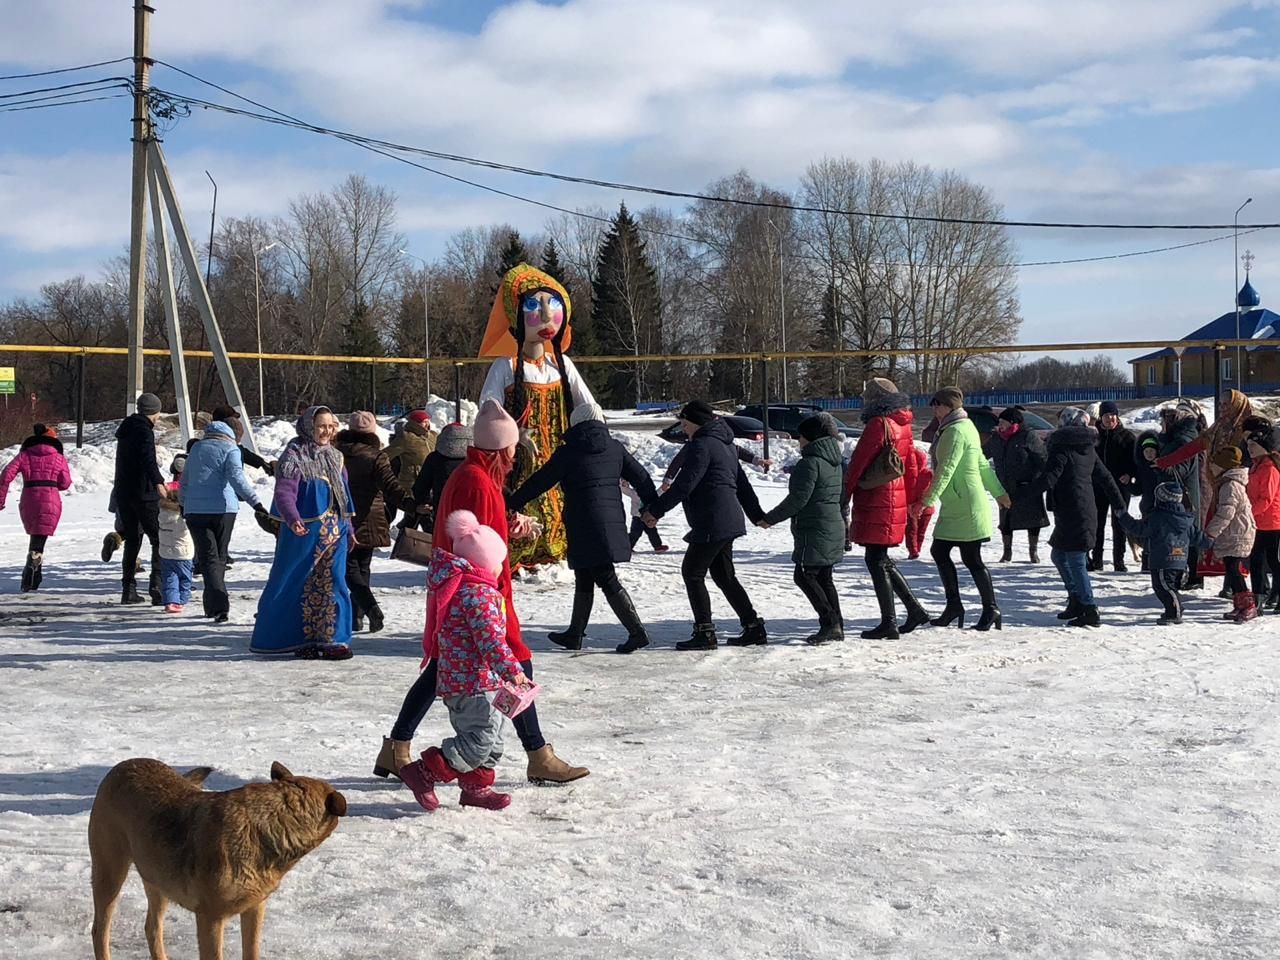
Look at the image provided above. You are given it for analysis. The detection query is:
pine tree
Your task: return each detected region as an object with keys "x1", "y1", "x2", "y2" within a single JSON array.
[
  {"x1": 540, "y1": 237, "x2": 569, "y2": 298},
  {"x1": 496, "y1": 230, "x2": 531, "y2": 285},
  {"x1": 342, "y1": 300, "x2": 384, "y2": 411},
  {"x1": 591, "y1": 203, "x2": 662, "y2": 408}
]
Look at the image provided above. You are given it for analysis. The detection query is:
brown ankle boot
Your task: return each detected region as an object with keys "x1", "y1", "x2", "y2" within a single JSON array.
[
  {"x1": 526, "y1": 744, "x2": 589, "y2": 784},
  {"x1": 373, "y1": 736, "x2": 413, "y2": 780}
]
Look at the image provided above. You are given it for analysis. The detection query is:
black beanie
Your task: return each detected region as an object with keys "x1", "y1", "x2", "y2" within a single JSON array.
[
  {"x1": 679, "y1": 399, "x2": 716, "y2": 426},
  {"x1": 997, "y1": 406, "x2": 1024, "y2": 425},
  {"x1": 799, "y1": 413, "x2": 838, "y2": 443},
  {"x1": 1099, "y1": 400, "x2": 1119, "y2": 417}
]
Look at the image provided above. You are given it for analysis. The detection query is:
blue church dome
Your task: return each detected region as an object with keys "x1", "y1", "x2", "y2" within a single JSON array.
[{"x1": 1238, "y1": 278, "x2": 1261, "y2": 309}]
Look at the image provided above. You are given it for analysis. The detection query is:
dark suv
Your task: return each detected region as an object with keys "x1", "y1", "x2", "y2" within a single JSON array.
[{"x1": 737, "y1": 403, "x2": 858, "y2": 440}]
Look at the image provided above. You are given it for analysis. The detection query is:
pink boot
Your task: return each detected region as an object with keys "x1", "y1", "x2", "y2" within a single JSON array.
[
  {"x1": 400, "y1": 747, "x2": 458, "y2": 812},
  {"x1": 458, "y1": 766, "x2": 511, "y2": 810},
  {"x1": 1233, "y1": 592, "x2": 1259, "y2": 623},
  {"x1": 164, "y1": 603, "x2": 182, "y2": 614}
]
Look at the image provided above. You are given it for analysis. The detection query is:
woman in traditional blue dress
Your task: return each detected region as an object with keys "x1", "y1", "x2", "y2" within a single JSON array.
[{"x1": 250, "y1": 406, "x2": 356, "y2": 660}]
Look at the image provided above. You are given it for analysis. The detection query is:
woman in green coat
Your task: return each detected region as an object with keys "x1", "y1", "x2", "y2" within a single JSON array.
[
  {"x1": 759, "y1": 414, "x2": 846, "y2": 645},
  {"x1": 912, "y1": 388, "x2": 1010, "y2": 631}
]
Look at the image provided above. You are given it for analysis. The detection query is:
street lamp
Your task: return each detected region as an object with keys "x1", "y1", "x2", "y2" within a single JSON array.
[
  {"x1": 400, "y1": 249, "x2": 432, "y2": 400},
  {"x1": 1235, "y1": 197, "x2": 1252, "y2": 390},
  {"x1": 766, "y1": 218, "x2": 788, "y2": 402},
  {"x1": 253, "y1": 241, "x2": 277, "y2": 417}
]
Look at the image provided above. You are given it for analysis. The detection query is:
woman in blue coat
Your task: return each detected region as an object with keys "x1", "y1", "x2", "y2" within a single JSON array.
[{"x1": 179, "y1": 420, "x2": 267, "y2": 621}]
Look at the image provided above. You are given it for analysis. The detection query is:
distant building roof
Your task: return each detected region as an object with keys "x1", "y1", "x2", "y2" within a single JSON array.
[{"x1": 1130, "y1": 307, "x2": 1280, "y2": 364}]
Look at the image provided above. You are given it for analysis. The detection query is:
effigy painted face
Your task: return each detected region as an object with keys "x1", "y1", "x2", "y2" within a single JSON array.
[{"x1": 520, "y1": 289, "x2": 566, "y2": 346}]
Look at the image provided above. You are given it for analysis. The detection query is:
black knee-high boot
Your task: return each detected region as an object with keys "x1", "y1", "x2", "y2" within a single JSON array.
[
  {"x1": 969, "y1": 559, "x2": 1001, "y2": 631},
  {"x1": 1027, "y1": 529, "x2": 1040, "y2": 564},
  {"x1": 549, "y1": 581, "x2": 594, "y2": 650},
  {"x1": 931, "y1": 557, "x2": 964, "y2": 628},
  {"x1": 999, "y1": 532, "x2": 1013, "y2": 563},
  {"x1": 888, "y1": 565, "x2": 929, "y2": 633},
  {"x1": 603, "y1": 581, "x2": 649, "y2": 654}
]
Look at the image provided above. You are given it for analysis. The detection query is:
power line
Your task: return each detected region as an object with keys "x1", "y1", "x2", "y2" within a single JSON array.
[
  {"x1": 0, "y1": 77, "x2": 130, "y2": 100},
  {"x1": 0, "y1": 93, "x2": 130, "y2": 114},
  {"x1": 140, "y1": 70, "x2": 1269, "y2": 271},
  {"x1": 147, "y1": 66, "x2": 1278, "y2": 233},
  {"x1": 0, "y1": 57, "x2": 131, "y2": 82},
  {"x1": 0, "y1": 83, "x2": 129, "y2": 109}
]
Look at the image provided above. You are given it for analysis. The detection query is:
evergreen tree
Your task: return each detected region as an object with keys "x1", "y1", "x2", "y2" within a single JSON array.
[
  {"x1": 495, "y1": 230, "x2": 531, "y2": 286},
  {"x1": 540, "y1": 237, "x2": 569, "y2": 299},
  {"x1": 591, "y1": 203, "x2": 662, "y2": 408},
  {"x1": 342, "y1": 300, "x2": 384, "y2": 411}
]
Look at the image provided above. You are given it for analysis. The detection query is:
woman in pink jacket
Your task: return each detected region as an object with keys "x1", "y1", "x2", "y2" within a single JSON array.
[{"x1": 0, "y1": 424, "x2": 72, "y2": 591}]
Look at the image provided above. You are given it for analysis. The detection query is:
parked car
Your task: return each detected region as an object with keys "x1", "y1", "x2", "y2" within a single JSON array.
[
  {"x1": 657, "y1": 414, "x2": 766, "y2": 444},
  {"x1": 737, "y1": 403, "x2": 860, "y2": 440}
]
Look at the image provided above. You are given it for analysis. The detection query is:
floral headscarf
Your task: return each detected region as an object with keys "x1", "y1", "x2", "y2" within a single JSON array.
[{"x1": 278, "y1": 405, "x2": 352, "y2": 517}]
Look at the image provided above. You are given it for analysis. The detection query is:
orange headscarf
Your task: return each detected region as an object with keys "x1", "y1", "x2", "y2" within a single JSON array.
[{"x1": 478, "y1": 263, "x2": 573, "y2": 358}]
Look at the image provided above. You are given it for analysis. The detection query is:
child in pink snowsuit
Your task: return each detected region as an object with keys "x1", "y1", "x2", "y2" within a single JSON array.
[
  {"x1": 400, "y1": 509, "x2": 531, "y2": 812},
  {"x1": 0, "y1": 424, "x2": 72, "y2": 592}
]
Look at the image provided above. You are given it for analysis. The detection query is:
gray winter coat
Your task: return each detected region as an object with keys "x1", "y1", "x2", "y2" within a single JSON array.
[{"x1": 761, "y1": 435, "x2": 845, "y2": 566}]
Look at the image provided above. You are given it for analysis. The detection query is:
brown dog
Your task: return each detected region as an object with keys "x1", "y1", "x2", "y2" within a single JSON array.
[{"x1": 89, "y1": 758, "x2": 346, "y2": 960}]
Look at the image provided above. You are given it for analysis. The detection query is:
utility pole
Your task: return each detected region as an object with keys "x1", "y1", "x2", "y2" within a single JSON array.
[
  {"x1": 400, "y1": 249, "x2": 432, "y2": 399},
  {"x1": 125, "y1": 0, "x2": 153, "y2": 414}
]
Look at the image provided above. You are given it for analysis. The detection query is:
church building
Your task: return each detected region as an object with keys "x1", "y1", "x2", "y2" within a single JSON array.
[{"x1": 1130, "y1": 258, "x2": 1280, "y2": 393}]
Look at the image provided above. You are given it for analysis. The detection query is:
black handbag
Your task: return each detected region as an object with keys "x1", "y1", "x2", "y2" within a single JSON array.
[{"x1": 390, "y1": 525, "x2": 434, "y2": 567}]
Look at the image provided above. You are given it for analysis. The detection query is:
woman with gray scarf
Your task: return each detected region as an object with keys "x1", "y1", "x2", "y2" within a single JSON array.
[
  {"x1": 912, "y1": 387, "x2": 1011, "y2": 631},
  {"x1": 250, "y1": 406, "x2": 357, "y2": 660}
]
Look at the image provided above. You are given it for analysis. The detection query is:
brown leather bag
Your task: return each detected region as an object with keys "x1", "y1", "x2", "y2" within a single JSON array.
[
  {"x1": 856, "y1": 419, "x2": 905, "y2": 490},
  {"x1": 390, "y1": 526, "x2": 434, "y2": 567}
]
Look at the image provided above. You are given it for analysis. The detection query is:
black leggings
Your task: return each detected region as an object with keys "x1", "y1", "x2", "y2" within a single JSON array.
[
  {"x1": 682, "y1": 538, "x2": 758, "y2": 626},
  {"x1": 390, "y1": 657, "x2": 545, "y2": 754},
  {"x1": 1224, "y1": 556, "x2": 1249, "y2": 595},
  {"x1": 931, "y1": 538, "x2": 996, "y2": 609},
  {"x1": 27, "y1": 534, "x2": 47, "y2": 555},
  {"x1": 1250, "y1": 530, "x2": 1280, "y2": 596},
  {"x1": 793, "y1": 564, "x2": 841, "y2": 627}
]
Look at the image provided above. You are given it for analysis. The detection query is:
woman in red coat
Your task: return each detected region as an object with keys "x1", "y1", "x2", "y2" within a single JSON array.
[
  {"x1": 376, "y1": 400, "x2": 589, "y2": 786},
  {"x1": 844, "y1": 379, "x2": 930, "y2": 639},
  {"x1": 0, "y1": 424, "x2": 72, "y2": 592}
]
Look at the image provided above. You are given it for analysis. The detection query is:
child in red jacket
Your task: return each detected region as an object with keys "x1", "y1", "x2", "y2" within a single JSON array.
[
  {"x1": 400, "y1": 510, "x2": 531, "y2": 812},
  {"x1": 904, "y1": 445, "x2": 934, "y2": 560}
]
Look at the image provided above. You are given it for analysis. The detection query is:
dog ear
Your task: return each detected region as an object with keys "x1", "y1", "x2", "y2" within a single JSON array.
[
  {"x1": 326, "y1": 790, "x2": 348, "y2": 818},
  {"x1": 184, "y1": 766, "x2": 214, "y2": 786},
  {"x1": 270, "y1": 761, "x2": 294, "y2": 782}
]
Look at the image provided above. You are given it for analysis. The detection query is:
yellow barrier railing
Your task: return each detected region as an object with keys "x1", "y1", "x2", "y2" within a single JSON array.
[{"x1": 0, "y1": 339, "x2": 1258, "y2": 364}]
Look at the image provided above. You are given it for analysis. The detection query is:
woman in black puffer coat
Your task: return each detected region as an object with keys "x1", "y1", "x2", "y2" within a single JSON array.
[
  {"x1": 988, "y1": 406, "x2": 1048, "y2": 563},
  {"x1": 508, "y1": 403, "x2": 658, "y2": 654}
]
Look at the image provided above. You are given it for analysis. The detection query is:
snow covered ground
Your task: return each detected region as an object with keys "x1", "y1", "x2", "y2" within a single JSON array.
[{"x1": 1, "y1": 421, "x2": 1278, "y2": 959}]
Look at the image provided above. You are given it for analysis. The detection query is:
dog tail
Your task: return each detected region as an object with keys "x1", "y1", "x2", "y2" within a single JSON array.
[{"x1": 183, "y1": 766, "x2": 214, "y2": 787}]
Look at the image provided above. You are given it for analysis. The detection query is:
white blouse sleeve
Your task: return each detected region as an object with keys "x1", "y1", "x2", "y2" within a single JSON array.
[
  {"x1": 479, "y1": 358, "x2": 512, "y2": 408},
  {"x1": 560, "y1": 356, "x2": 596, "y2": 408}
]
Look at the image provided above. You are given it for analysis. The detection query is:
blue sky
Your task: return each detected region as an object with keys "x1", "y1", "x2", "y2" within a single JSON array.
[{"x1": 3, "y1": 0, "x2": 1280, "y2": 368}]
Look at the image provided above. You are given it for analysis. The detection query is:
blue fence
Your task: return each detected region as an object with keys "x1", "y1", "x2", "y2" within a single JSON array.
[{"x1": 638, "y1": 382, "x2": 1280, "y2": 414}]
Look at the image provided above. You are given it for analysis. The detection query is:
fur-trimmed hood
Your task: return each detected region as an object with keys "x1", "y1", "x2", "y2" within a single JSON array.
[
  {"x1": 20, "y1": 434, "x2": 63, "y2": 455},
  {"x1": 1049, "y1": 424, "x2": 1097, "y2": 451},
  {"x1": 860, "y1": 391, "x2": 912, "y2": 424}
]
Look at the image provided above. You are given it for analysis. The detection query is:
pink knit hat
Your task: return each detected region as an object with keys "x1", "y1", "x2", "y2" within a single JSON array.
[
  {"x1": 473, "y1": 399, "x2": 519, "y2": 451},
  {"x1": 349, "y1": 410, "x2": 378, "y2": 433},
  {"x1": 445, "y1": 510, "x2": 507, "y2": 573}
]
